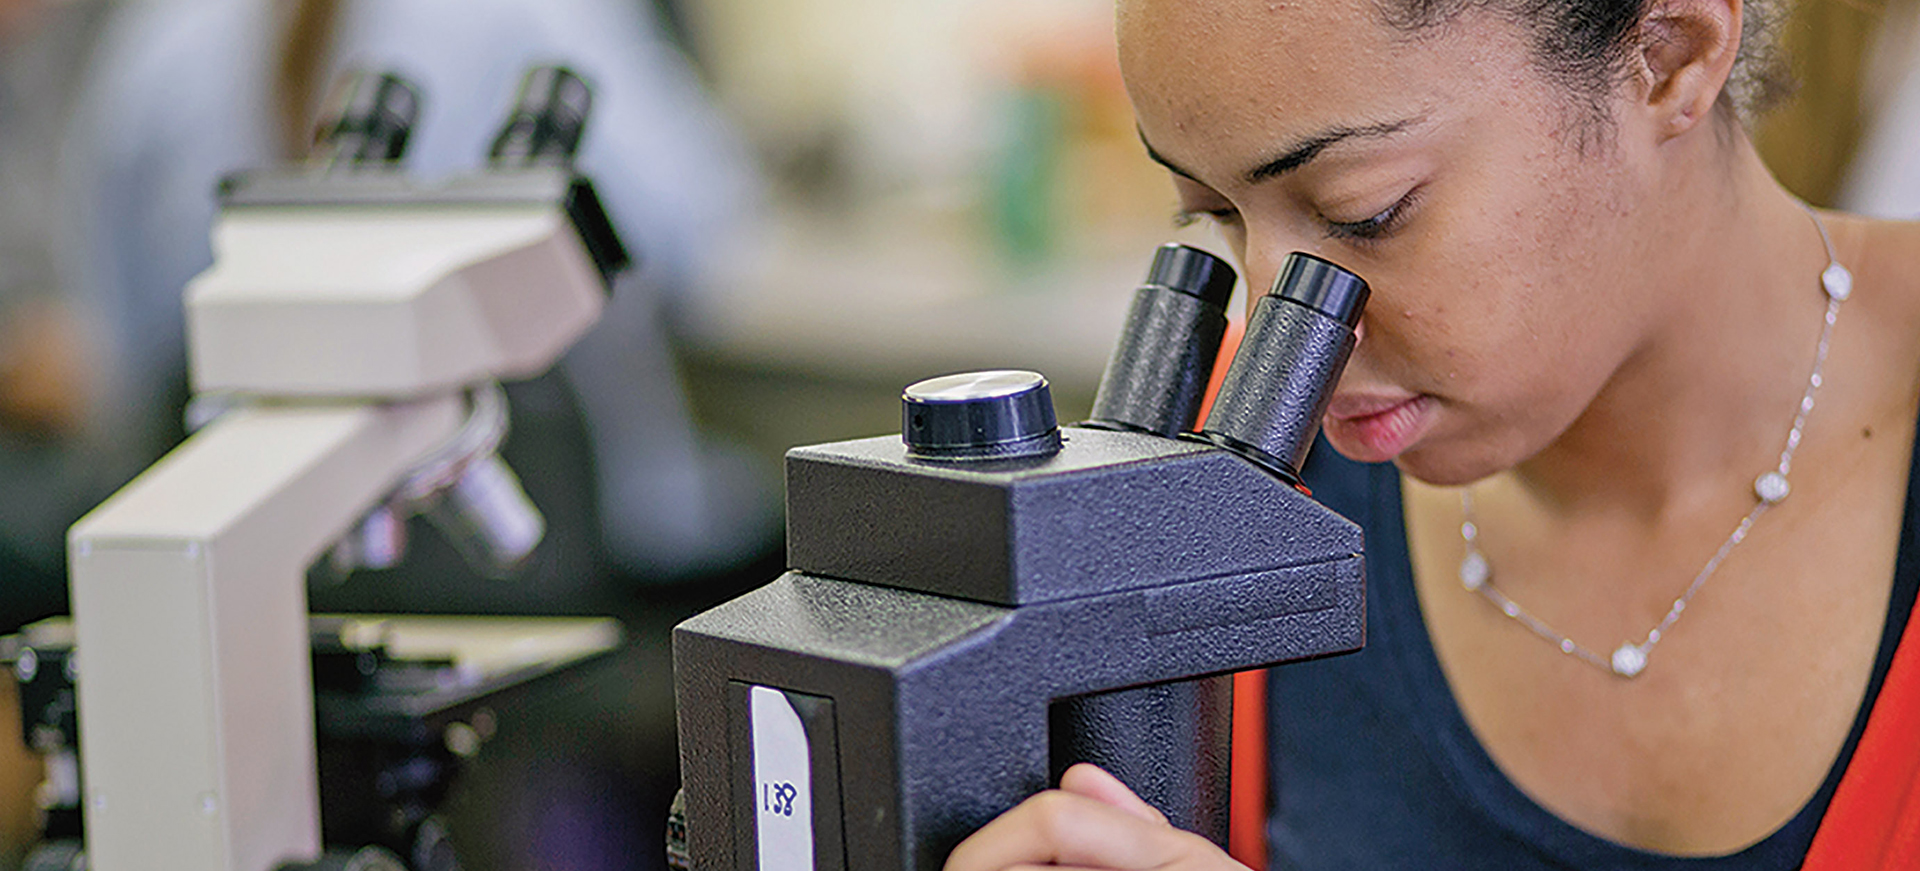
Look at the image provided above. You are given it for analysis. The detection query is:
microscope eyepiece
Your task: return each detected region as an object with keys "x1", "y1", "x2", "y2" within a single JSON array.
[
  {"x1": 1085, "y1": 245, "x2": 1237, "y2": 437},
  {"x1": 903, "y1": 370, "x2": 1063, "y2": 461},
  {"x1": 312, "y1": 71, "x2": 421, "y2": 165},
  {"x1": 1190, "y1": 252, "x2": 1370, "y2": 484},
  {"x1": 489, "y1": 66, "x2": 595, "y2": 167},
  {"x1": 1146, "y1": 243, "x2": 1237, "y2": 310},
  {"x1": 1274, "y1": 251, "x2": 1369, "y2": 328}
]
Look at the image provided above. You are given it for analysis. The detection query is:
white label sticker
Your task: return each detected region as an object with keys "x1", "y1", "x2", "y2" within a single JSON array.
[{"x1": 750, "y1": 686, "x2": 814, "y2": 870}]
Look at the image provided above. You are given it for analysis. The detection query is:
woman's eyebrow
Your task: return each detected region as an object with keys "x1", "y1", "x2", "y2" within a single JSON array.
[
  {"x1": 1139, "y1": 116, "x2": 1425, "y2": 187},
  {"x1": 1244, "y1": 117, "x2": 1422, "y2": 184},
  {"x1": 1139, "y1": 132, "x2": 1201, "y2": 181}
]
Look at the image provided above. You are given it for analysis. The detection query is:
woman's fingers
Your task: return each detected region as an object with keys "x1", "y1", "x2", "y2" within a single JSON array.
[
  {"x1": 944, "y1": 788, "x2": 1201, "y2": 871},
  {"x1": 1058, "y1": 763, "x2": 1169, "y2": 825},
  {"x1": 944, "y1": 764, "x2": 1251, "y2": 871}
]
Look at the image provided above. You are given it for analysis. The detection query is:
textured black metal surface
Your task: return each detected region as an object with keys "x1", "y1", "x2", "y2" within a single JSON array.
[
  {"x1": 1200, "y1": 297, "x2": 1355, "y2": 478},
  {"x1": 1073, "y1": 245, "x2": 1241, "y2": 849},
  {"x1": 1087, "y1": 286, "x2": 1228, "y2": 437},
  {"x1": 684, "y1": 427, "x2": 1365, "y2": 869},
  {"x1": 676, "y1": 546, "x2": 1361, "y2": 871},
  {"x1": 680, "y1": 245, "x2": 1374, "y2": 871},
  {"x1": 786, "y1": 428, "x2": 1360, "y2": 606},
  {"x1": 1050, "y1": 676, "x2": 1232, "y2": 843},
  {"x1": 686, "y1": 431, "x2": 1366, "y2": 869}
]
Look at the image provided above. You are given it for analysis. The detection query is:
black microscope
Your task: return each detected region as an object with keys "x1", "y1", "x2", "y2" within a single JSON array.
[{"x1": 672, "y1": 245, "x2": 1371, "y2": 870}]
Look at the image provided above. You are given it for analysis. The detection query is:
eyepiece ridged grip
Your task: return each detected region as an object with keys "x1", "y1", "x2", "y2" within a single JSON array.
[
  {"x1": 489, "y1": 66, "x2": 595, "y2": 167},
  {"x1": 1194, "y1": 253, "x2": 1368, "y2": 482},
  {"x1": 312, "y1": 71, "x2": 421, "y2": 164},
  {"x1": 1086, "y1": 245, "x2": 1236, "y2": 436}
]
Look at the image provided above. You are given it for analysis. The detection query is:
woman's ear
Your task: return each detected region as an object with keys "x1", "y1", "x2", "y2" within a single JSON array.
[{"x1": 1632, "y1": 0, "x2": 1743, "y2": 141}]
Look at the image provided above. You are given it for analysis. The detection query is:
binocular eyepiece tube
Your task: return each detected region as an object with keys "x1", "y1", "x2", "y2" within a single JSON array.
[
  {"x1": 1086, "y1": 243, "x2": 1238, "y2": 437},
  {"x1": 311, "y1": 71, "x2": 422, "y2": 166},
  {"x1": 1049, "y1": 246, "x2": 1369, "y2": 844},
  {"x1": 308, "y1": 66, "x2": 598, "y2": 170},
  {"x1": 1089, "y1": 244, "x2": 1371, "y2": 486},
  {"x1": 1186, "y1": 252, "x2": 1369, "y2": 485}
]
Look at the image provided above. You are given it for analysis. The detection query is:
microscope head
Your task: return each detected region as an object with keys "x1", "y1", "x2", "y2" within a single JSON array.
[
  {"x1": 184, "y1": 69, "x2": 629, "y2": 399},
  {"x1": 177, "y1": 68, "x2": 633, "y2": 579},
  {"x1": 790, "y1": 246, "x2": 1371, "y2": 606}
]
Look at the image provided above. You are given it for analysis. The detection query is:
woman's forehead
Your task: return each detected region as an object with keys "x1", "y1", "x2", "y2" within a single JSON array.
[
  {"x1": 1117, "y1": 0, "x2": 1521, "y2": 180},
  {"x1": 1116, "y1": 0, "x2": 1394, "y2": 99}
]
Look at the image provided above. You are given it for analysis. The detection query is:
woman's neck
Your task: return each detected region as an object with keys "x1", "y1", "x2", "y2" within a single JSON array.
[{"x1": 1509, "y1": 136, "x2": 1839, "y2": 525}]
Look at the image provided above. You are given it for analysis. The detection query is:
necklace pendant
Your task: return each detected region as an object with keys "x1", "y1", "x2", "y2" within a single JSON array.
[
  {"x1": 1823, "y1": 263, "x2": 1853, "y2": 302},
  {"x1": 1754, "y1": 471, "x2": 1791, "y2": 505},
  {"x1": 1610, "y1": 642, "x2": 1648, "y2": 678},
  {"x1": 1459, "y1": 552, "x2": 1490, "y2": 591}
]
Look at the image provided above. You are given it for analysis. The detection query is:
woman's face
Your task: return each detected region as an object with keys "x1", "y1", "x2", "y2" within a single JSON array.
[{"x1": 1119, "y1": 0, "x2": 1671, "y2": 485}]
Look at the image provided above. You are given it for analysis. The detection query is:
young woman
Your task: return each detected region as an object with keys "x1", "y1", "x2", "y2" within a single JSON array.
[{"x1": 948, "y1": 0, "x2": 1920, "y2": 867}]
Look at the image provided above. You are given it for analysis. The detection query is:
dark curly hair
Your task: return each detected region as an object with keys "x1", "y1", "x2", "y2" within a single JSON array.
[{"x1": 1379, "y1": 0, "x2": 1792, "y2": 127}]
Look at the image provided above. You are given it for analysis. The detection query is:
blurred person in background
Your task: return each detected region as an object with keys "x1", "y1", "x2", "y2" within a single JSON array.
[
  {"x1": 0, "y1": 0, "x2": 115, "y2": 632},
  {"x1": 1, "y1": 0, "x2": 778, "y2": 867},
  {"x1": 0, "y1": 1, "x2": 110, "y2": 866}
]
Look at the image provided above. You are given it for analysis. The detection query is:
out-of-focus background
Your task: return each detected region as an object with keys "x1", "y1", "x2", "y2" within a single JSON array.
[{"x1": 0, "y1": 0, "x2": 1915, "y2": 867}]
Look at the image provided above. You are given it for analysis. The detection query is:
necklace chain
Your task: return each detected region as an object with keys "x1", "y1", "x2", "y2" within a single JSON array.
[{"x1": 1457, "y1": 204, "x2": 1849, "y2": 678}]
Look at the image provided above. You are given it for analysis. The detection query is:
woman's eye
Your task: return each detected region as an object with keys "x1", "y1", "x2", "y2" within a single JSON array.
[
  {"x1": 1174, "y1": 206, "x2": 1241, "y2": 229},
  {"x1": 1324, "y1": 189, "x2": 1419, "y2": 243}
]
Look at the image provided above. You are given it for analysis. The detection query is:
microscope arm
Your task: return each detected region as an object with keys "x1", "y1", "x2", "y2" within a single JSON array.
[{"x1": 68, "y1": 396, "x2": 463, "y2": 871}]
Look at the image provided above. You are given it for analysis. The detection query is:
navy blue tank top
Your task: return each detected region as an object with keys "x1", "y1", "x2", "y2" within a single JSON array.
[{"x1": 1268, "y1": 437, "x2": 1920, "y2": 870}]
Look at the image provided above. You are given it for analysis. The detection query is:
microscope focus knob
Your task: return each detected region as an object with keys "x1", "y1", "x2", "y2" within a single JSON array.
[{"x1": 903, "y1": 370, "x2": 1062, "y2": 461}]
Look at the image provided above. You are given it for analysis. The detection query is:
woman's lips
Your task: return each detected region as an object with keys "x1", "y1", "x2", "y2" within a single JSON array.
[{"x1": 1322, "y1": 394, "x2": 1437, "y2": 462}]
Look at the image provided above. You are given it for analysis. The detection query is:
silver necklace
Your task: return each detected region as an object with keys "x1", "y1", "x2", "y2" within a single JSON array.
[{"x1": 1457, "y1": 205, "x2": 1851, "y2": 679}]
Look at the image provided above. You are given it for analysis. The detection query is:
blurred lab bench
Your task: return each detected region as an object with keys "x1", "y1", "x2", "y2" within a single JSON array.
[{"x1": 679, "y1": 207, "x2": 1233, "y2": 464}]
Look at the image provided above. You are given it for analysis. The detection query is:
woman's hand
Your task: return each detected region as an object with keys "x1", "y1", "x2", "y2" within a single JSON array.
[{"x1": 944, "y1": 763, "x2": 1252, "y2": 871}]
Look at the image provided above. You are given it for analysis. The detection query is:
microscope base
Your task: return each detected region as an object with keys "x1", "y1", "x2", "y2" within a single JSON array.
[{"x1": 675, "y1": 559, "x2": 1362, "y2": 871}]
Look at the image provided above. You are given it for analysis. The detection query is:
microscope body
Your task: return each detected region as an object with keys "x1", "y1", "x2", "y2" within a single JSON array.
[
  {"x1": 676, "y1": 246, "x2": 1375, "y2": 870},
  {"x1": 64, "y1": 70, "x2": 624, "y2": 871},
  {"x1": 676, "y1": 422, "x2": 1363, "y2": 869}
]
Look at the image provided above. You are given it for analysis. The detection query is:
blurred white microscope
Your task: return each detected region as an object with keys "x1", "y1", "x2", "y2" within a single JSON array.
[{"x1": 13, "y1": 67, "x2": 630, "y2": 871}]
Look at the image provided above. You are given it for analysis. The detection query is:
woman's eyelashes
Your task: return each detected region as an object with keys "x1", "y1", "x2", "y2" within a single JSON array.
[
  {"x1": 1171, "y1": 189, "x2": 1419, "y2": 245},
  {"x1": 1322, "y1": 188, "x2": 1420, "y2": 244},
  {"x1": 1173, "y1": 205, "x2": 1241, "y2": 228}
]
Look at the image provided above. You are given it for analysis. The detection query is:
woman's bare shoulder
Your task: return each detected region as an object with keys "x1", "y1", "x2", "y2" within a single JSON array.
[
  {"x1": 1848, "y1": 217, "x2": 1920, "y2": 317},
  {"x1": 1844, "y1": 217, "x2": 1920, "y2": 393}
]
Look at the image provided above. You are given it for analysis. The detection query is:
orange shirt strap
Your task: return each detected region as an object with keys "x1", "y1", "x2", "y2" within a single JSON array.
[
  {"x1": 1803, "y1": 596, "x2": 1920, "y2": 869},
  {"x1": 1229, "y1": 669, "x2": 1270, "y2": 869}
]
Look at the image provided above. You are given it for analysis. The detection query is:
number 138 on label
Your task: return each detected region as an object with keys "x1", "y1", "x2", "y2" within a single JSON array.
[{"x1": 750, "y1": 686, "x2": 814, "y2": 869}]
